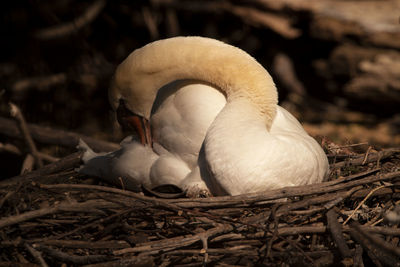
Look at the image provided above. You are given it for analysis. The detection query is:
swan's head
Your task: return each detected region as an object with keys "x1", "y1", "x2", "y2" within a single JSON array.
[
  {"x1": 109, "y1": 48, "x2": 159, "y2": 119},
  {"x1": 109, "y1": 48, "x2": 158, "y2": 146}
]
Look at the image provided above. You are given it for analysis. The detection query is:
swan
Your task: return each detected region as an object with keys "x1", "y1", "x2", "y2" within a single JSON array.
[{"x1": 78, "y1": 36, "x2": 329, "y2": 196}]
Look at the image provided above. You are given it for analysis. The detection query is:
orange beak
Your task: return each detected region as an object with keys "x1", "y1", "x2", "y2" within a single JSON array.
[{"x1": 116, "y1": 100, "x2": 152, "y2": 147}]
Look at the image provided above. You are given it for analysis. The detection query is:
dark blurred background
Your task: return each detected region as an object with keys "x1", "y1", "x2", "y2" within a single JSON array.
[{"x1": 1, "y1": 0, "x2": 399, "y2": 177}]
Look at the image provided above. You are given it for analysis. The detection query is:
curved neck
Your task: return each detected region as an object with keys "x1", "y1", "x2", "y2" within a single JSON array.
[{"x1": 115, "y1": 37, "x2": 278, "y2": 127}]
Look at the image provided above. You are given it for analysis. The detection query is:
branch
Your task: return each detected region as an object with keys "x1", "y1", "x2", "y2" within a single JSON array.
[
  {"x1": 0, "y1": 152, "x2": 82, "y2": 187},
  {"x1": 34, "y1": 0, "x2": 107, "y2": 40},
  {"x1": 0, "y1": 199, "x2": 120, "y2": 229},
  {"x1": 9, "y1": 103, "x2": 43, "y2": 168},
  {"x1": 0, "y1": 116, "x2": 119, "y2": 152}
]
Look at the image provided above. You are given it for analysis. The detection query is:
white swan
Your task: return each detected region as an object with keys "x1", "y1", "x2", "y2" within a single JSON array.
[{"x1": 79, "y1": 36, "x2": 329, "y2": 196}]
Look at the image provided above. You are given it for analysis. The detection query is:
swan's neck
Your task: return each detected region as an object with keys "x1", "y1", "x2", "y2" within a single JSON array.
[{"x1": 113, "y1": 37, "x2": 278, "y2": 128}]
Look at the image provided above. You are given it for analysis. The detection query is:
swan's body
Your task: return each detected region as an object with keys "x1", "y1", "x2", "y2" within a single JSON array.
[{"x1": 79, "y1": 36, "x2": 329, "y2": 196}]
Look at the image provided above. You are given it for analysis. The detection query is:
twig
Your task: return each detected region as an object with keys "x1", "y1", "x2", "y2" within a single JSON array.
[
  {"x1": 0, "y1": 152, "x2": 82, "y2": 187},
  {"x1": 35, "y1": 244, "x2": 111, "y2": 265},
  {"x1": 34, "y1": 0, "x2": 107, "y2": 40},
  {"x1": 155, "y1": 0, "x2": 301, "y2": 38},
  {"x1": 38, "y1": 240, "x2": 129, "y2": 249},
  {"x1": 0, "y1": 142, "x2": 22, "y2": 155},
  {"x1": 332, "y1": 148, "x2": 400, "y2": 168},
  {"x1": 167, "y1": 171, "x2": 400, "y2": 208},
  {"x1": 40, "y1": 209, "x2": 134, "y2": 241},
  {"x1": 0, "y1": 116, "x2": 119, "y2": 152},
  {"x1": 12, "y1": 73, "x2": 67, "y2": 93},
  {"x1": 338, "y1": 142, "x2": 369, "y2": 148},
  {"x1": 343, "y1": 185, "x2": 386, "y2": 225},
  {"x1": 353, "y1": 245, "x2": 364, "y2": 267},
  {"x1": 25, "y1": 243, "x2": 49, "y2": 267},
  {"x1": 326, "y1": 209, "x2": 352, "y2": 258},
  {"x1": 113, "y1": 224, "x2": 233, "y2": 255},
  {"x1": 200, "y1": 236, "x2": 209, "y2": 264},
  {"x1": 20, "y1": 154, "x2": 35, "y2": 174},
  {"x1": 226, "y1": 4, "x2": 301, "y2": 38},
  {"x1": 362, "y1": 146, "x2": 373, "y2": 165},
  {"x1": 9, "y1": 102, "x2": 43, "y2": 168},
  {"x1": 0, "y1": 142, "x2": 58, "y2": 162},
  {"x1": 142, "y1": 7, "x2": 159, "y2": 40},
  {"x1": 0, "y1": 199, "x2": 120, "y2": 229},
  {"x1": 352, "y1": 222, "x2": 400, "y2": 257},
  {"x1": 39, "y1": 183, "x2": 184, "y2": 212},
  {"x1": 0, "y1": 191, "x2": 15, "y2": 209},
  {"x1": 349, "y1": 222, "x2": 400, "y2": 266},
  {"x1": 38, "y1": 171, "x2": 400, "y2": 209}
]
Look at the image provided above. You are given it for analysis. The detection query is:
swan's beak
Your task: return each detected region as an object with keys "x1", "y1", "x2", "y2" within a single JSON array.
[{"x1": 116, "y1": 100, "x2": 152, "y2": 147}]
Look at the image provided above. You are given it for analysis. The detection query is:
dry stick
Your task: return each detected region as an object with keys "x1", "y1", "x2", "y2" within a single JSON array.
[
  {"x1": 215, "y1": 225, "x2": 400, "y2": 240},
  {"x1": 39, "y1": 184, "x2": 185, "y2": 212},
  {"x1": 0, "y1": 199, "x2": 120, "y2": 229},
  {"x1": 0, "y1": 191, "x2": 15, "y2": 209},
  {"x1": 9, "y1": 103, "x2": 43, "y2": 168},
  {"x1": 326, "y1": 168, "x2": 380, "y2": 187},
  {"x1": 35, "y1": 244, "x2": 111, "y2": 265},
  {"x1": 226, "y1": 3, "x2": 301, "y2": 38},
  {"x1": 38, "y1": 171, "x2": 400, "y2": 209},
  {"x1": 113, "y1": 224, "x2": 234, "y2": 255},
  {"x1": 20, "y1": 154, "x2": 35, "y2": 174},
  {"x1": 81, "y1": 257, "x2": 155, "y2": 267},
  {"x1": 343, "y1": 185, "x2": 387, "y2": 225},
  {"x1": 0, "y1": 152, "x2": 82, "y2": 187},
  {"x1": 353, "y1": 245, "x2": 364, "y2": 267},
  {"x1": 331, "y1": 148, "x2": 400, "y2": 168},
  {"x1": 0, "y1": 116, "x2": 119, "y2": 152},
  {"x1": 25, "y1": 243, "x2": 49, "y2": 267},
  {"x1": 168, "y1": 171, "x2": 400, "y2": 208},
  {"x1": 200, "y1": 236, "x2": 209, "y2": 264},
  {"x1": 276, "y1": 186, "x2": 361, "y2": 217},
  {"x1": 0, "y1": 142, "x2": 59, "y2": 162},
  {"x1": 39, "y1": 208, "x2": 134, "y2": 241},
  {"x1": 338, "y1": 142, "x2": 369, "y2": 148},
  {"x1": 352, "y1": 187, "x2": 400, "y2": 199},
  {"x1": 349, "y1": 223, "x2": 399, "y2": 267},
  {"x1": 157, "y1": 0, "x2": 301, "y2": 38},
  {"x1": 37, "y1": 240, "x2": 130, "y2": 250},
  {"x1": 34, "y1": 0, "x2": 107, "y2": 39},
  {"x1": 12, "y1": 73, "x2": 67, "y2": 93},
  {"x1": 362, "y1": 146, "x2": 373, "y2": 165},
  {"x1": 142, "y1": 7, "x2": 159, "y2": 40},
  {"x1": 164, "y1": 247, "x2": 258, "y2": 256},
  {"x1": 0, "y1": 142, "x2": 22, "y2": 155},
  {"x1": 326, "y1": 209, "x2": 352, "y2": 258},
  {"x1": 42, "y1": 184, "x2": 337, "y2": 263},
  {"x1": 352, "y1": 222, "x2": 400, "y2": 257}
]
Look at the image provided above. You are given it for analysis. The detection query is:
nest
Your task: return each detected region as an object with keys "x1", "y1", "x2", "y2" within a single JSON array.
[{"x1": 1, "y1": 143, "x2": 400, "y2": 267}]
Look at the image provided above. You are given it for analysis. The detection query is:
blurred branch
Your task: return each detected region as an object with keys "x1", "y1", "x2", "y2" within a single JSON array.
[
  {"x1": 12, "y1": 73, "x2": 67, "y2": 94},
  {"x1": 34, "y1": 0, "x2": 107, "y2": 40},
  {"x1": 142, "y1": 7, "x2": 159, "y2": 40},
  {"x1": 0, "y1": 152, "x2": 82, "y2": 187},
  {"x1": 0, "y1": 142, "x2": 59, "y2": 163},
  {"x1": 226, "y1": 3, "x2": 301, "y2": 39},
  {"x1": 9, "y1": 103, "x2": 43, "y2": 168},
  {"x1": 20, "y1": 154, "x2": 35, "y2": 174},
  {"x1": 0, "y1": 116, "x2": 119, "y2": 152},
  {"x1": 153, "y1": 0, "x2": 301, "y2": 38}
]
